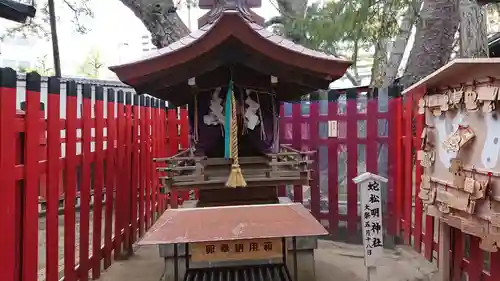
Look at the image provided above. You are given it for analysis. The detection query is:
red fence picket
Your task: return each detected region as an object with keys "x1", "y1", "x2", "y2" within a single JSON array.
[
  {"x1": 4, "y1": 64, "x2": 500, "y2": 281},
  {"x1": 401, "y1": 85, "x2": 500, "y2": 281},
  {"x1": 0, "y1": 68, "x2": 183, "y2": 281},
  {"x1": 279, "y1": 87, "x2": 395, "y2": 243},
  {"x1": 46, "y1": 76, "x2": 61, "y2": 281},
  {"x1": 92, "y1": 86, "x2": 105, "y2": 279}
]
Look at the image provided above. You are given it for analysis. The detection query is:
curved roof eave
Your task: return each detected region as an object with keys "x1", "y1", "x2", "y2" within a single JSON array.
[{"x1": 109, "y1": 12, "x2": 352, "y2": 86}]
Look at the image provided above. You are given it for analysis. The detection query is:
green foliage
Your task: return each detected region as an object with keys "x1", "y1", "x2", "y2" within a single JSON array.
[
  {"x1": 77, "y1": 48, "x2": 104, "y2": 78},
  {"x1": 267, "y1": 0, "x2": 413, "y2": 60},
  {"x1": 14, "y1": 55, "x2": 53, "y2": 75},
  {"x1": 31, "y1": 54, "x2": 55, "y2": 76}
]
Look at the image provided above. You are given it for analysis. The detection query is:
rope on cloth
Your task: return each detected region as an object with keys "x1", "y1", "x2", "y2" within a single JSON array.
[{"x1": 224, "y1": 80, "x2": 247, "y2": 188}]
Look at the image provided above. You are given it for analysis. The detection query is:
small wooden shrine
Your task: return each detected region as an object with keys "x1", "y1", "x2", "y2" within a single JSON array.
[
  {"x1": 110, "y1": 0, "x2": 351, "y2": 279},
  {"x1": 406, "y1": 58, "x2": 500, "y2": 253}
]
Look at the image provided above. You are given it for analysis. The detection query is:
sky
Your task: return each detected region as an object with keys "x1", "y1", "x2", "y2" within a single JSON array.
[{"x1": 0, "y1": 0, "x2": 281, "y2": 79}]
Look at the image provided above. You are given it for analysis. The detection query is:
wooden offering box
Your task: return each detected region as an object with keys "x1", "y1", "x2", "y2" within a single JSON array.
[
  {"x1": 139, "y1": 203, "x2": 328, "y2": 281},
  {"x1": 406, "y1": 58, "x2": 500, "y2": 252}
]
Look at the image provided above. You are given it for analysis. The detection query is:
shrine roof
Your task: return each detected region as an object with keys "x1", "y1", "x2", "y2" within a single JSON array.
[
  {"x1": 109, "y1": 6, "x2": 352, "y2": 104},
  {"x1": 137, "y1": 203, "x2": 328, "y2": 245},
  {"x1": 402, "y1": 58, "x2": 500, "y2": 95},
  {"x1": 116, "y1": 14, "x2": 348, "y2": 69}
]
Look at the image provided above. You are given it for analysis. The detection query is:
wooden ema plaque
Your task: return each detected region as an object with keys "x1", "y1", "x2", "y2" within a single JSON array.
[
  {"x1": 191, "y1": 238, "x2": 283, "y2": 262},
  {"x1": 407, "y1": 58, "x2": 500, "y2": 252}
]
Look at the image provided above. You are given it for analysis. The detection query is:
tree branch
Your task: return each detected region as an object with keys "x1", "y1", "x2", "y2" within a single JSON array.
[
  {"x1": 118, "y1": 0, "x2": 190, "y2": 47},
  {"x1": 62, "y1": 0, "x2": 94, "y2": 34}
]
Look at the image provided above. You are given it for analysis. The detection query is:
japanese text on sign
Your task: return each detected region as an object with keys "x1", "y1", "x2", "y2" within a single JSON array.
[
  {"x1": 191, "y1": 238, "x2": 283, "y2": 262},
  {"x1": 361, "y1": 179, "x2": 384, "y2": 267}
]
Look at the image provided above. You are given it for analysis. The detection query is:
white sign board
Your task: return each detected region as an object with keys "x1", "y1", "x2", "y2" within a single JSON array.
[
  {"x1": 353, "y1": 172, "x2": 388, "y2": 268},
  {"x1": 327, "y1": 120, "x2": 338, "y2": 138}
]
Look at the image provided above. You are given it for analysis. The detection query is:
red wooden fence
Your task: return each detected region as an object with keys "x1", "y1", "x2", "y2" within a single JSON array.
[
  {"x1": 2, "y1": 65, "x2": 500, "y2": 281},
  {"x1": 278, "y1": 87, "x2": 399, "y2": 244},
  {"x1": 402, "y1": 86, "x2": 500, "y2": 281},
  {"x1": 0, "y1": 68, "x2": 192, "y2": 281}
]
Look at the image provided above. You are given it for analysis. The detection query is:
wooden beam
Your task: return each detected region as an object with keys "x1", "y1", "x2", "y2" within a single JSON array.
[{"x1": 438, "y1": 222, "x2": 451, "y2": 281}]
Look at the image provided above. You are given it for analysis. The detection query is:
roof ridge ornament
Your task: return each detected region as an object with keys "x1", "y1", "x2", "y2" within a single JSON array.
[{"x1": 199, "y1": 0, "x2": 260, "y2": 23}]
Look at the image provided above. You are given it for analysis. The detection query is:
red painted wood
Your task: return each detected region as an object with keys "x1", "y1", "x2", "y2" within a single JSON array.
[
  {"x1": 387, "y1": 97, "x2": 401, "y2": 236},
  {"x1": 130, "y1": 102, "x2": 139, "y2": 242},
  {"x1": 490, "y1": 251, "x2": 500, "y2": 281},
  {"x1": 158, "y1": 106, "x2": 166, "y2": 210},
  {"x1": 403, "y1": 95, "x2": 414, "y2": 245},
  {"x1": 22, "y1": 77, "x2": 41, "y2": 281},
  {"x1": 467, "y1": 236, "x2": 483, "y2": 281},
  {"x1": 179, "y1": 108, "x2": 189, "y2": 150},
  {"x1": 92, "y1": 88, "x2": 105, "y2": 279},
  {"x1": 327, "y1": 100, "x2": 339, "y2": 236},
  {"x1": 394, "y1": 97, "x2": 403, "y2": 237},
  {"x1": 14, "y1": 80, "x2": 500, "y2": 281},
  {"x1": 278, "y1": 104, "x2": 288, "y2": 197},
  {"x1": 115, "y1": 96, "x2": 126, "y2": 258},
  {"x1": 64, "y1": 84, "x2": 78, "y2": 281},
  {"x1": 145, "y1": 102, "x2": 153, "y2": 225},
  {"x1": 139, "y1": 102, "x2": 147, "y2": 235},
  {"x1": 123, "y1": 99, "x2": 133, "y2": 254},
  {"x1": 158, "y1": 106, "x2": 167, "y2": 211},
  {"x1": 103, "y1": 90, "x2": 116, "y2": 269},
  {"x1": 179, "y1": 109, "x2": 190, "y2": 203},
  {"x1": 149, "y1": 103, "x2": 157, "y2": 221},
  {"x1": 79, "y1": 88, "x2": 92, "y2": 281},
  {"x1": 150, "y1": 105, "x2": 157, "y2": 211},
  {"x1": 346, "y1": 99, "x2": 358, "y2": 237},
  {"x1": 309, "y1": 103, "x2": 320, "y2": 218},
  {"x1": 45, "y1": 79, "x2": 61, "y2": 281},
  {"x1": 154, "y1": 106, "x2": 161, "y2": 212},
  {"x1": 291, "y1": 104, "x2": 303, "y2": 203},
  {"x1": 423, "y1": 217, "x2": 435, "y2": 261},
  {"x1": 167, "y1": 109, "x2": 179, "y2": 209},
  {"x1": 413, "y1": 87, "x2": 425, "y2": 254},
  {"x1": 277, "y1": 104, "x2": 286, "y2": 197},
  {"x1": 452, "y1": 229, "x2": 464, "y2": 281},
  {"x1": 0, "y1": 71, "x2": 18, "y2": 281}
]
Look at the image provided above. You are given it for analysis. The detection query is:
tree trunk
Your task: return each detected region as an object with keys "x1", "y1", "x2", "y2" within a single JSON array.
[
  {"x1": 275, "y1": 0, "x2": 308, "y2": 18},
  {"x1": 382, "y1": 0, "x2": 422, "y2": 87},
  {"x1": 400, "y1": 0, "x2": 460, "y2": 89},
  {"x1": 118, "y1": 0, "x2": 190, "y2": 47},
  {"x1": 459, "y1": 0, "x2": 488, "y2": 57},
  {"x1": 370, "y1": 39, "x2": 389, "y2": 88},
  {"x1": 119, "y1": 0, "x2": 309, "y2": 50},
  {"x1": 369, "y1": 0, "x2": 394, "y2": 87}
]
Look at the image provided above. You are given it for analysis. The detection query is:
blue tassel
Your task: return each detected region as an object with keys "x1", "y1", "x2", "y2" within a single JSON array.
[{"x1": 224, "y1": 80, "x2": 233, "y2": 159}]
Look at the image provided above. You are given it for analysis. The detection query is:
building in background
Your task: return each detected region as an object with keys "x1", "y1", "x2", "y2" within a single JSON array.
[
  {"x1": 141, "y1": 34, "x2": 156, "y2": 53},
  {"x1": 0, "y1": 36, "x2": 41, "y2": 70}
]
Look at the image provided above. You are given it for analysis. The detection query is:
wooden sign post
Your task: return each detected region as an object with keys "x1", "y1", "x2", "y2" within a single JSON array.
[{"x1": 353, "y1": 172, "x2": 388, "y2": 281}]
